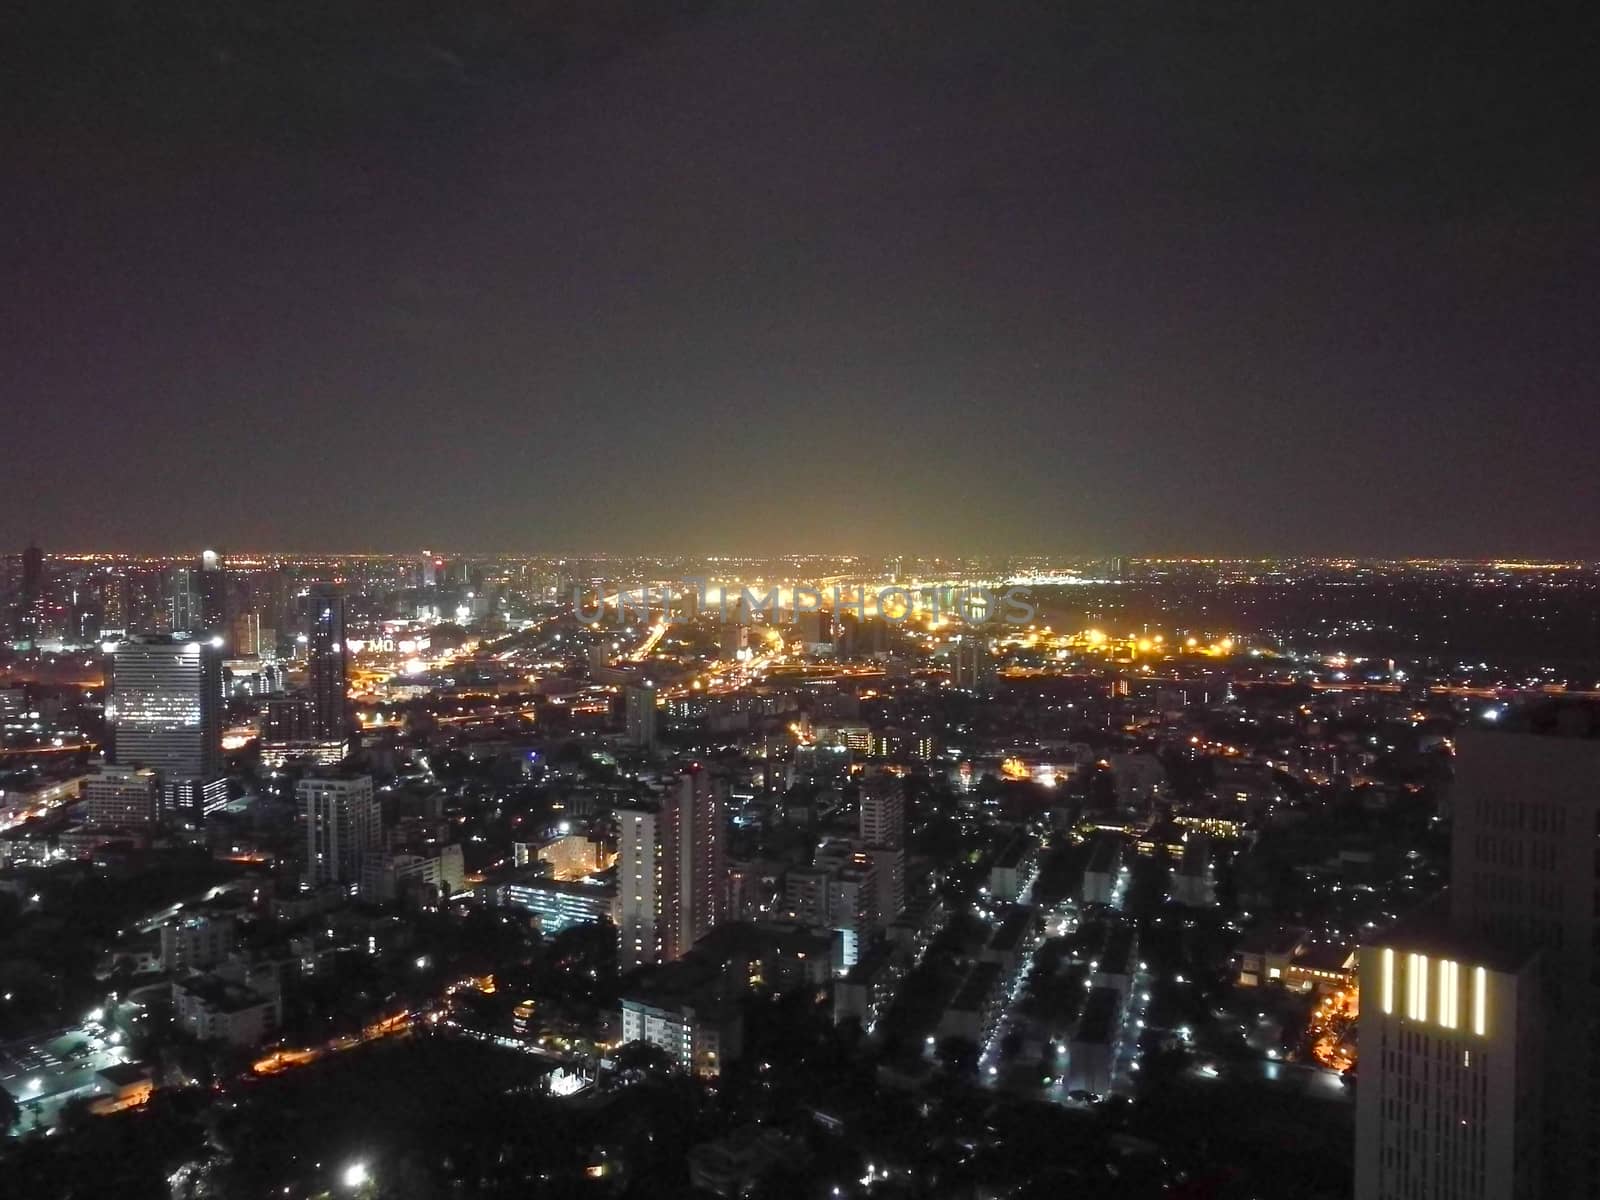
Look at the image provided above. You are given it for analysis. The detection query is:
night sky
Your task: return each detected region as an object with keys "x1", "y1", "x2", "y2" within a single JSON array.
[{"x1": 4, "y1": 1, "x2": 1597, "y2": 556}]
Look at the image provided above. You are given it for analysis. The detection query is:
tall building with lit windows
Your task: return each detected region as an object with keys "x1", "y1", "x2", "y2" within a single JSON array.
[
  {"x1": 1451, "y1": 723, "x2": 1600, "y2": 1197},
  {"x1": 1357, "y1": 713, "x2": 1600, "y2": 1199},
  {"x1": 859, "y1": 773, "x2": 907, "y2": 926},
  {"x1": 662, "y1": 767, "x2": 726, "y2": 960},
  {"x1": 625, "y1": 683, "x2": 658, "y2": 748},
  {"x1": 107, "y1": 635, "x2": 222, "y2": 781},
  {"x1": 299, "y1": 774, "x2": 380, "y2": 893},
  {"x1": 197, "y1": 549, "x2": 228, "y2": 634},
  {"x1": 617, "y1": 803, "x2": 663, "y2": 971},
  {"x1": 1355, "y1": 917, "x2": 1542, "y2": 1199},
  {"x1": 615, "y1": 768, "x2": 726, "y2": 972},
  {"x1": 10, "y1": 542, "x2": 44, "y2": 642},
  {"x1": 306, "y1": 583, "x2": 350, "y2": 745}
]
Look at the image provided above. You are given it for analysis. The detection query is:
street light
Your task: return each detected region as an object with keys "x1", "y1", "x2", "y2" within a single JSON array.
[{"x1": 342, "y1": 1162, "x2": 371, "y2": 1189}]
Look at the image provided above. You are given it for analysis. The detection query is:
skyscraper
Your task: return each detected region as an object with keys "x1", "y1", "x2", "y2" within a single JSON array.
[
  {"x1": 662, "y1": 767, "x2": 726, "y2": 961},
  {"x1": 1354, "y1": 918, "x2": 1542, "y2": 1200},
  {"x1": 615, "y1": 768, "x2": 727, "y2": 972},
  {"x1": 230, "y1": 611, "x2": 262, "y2": 657},
  {"x1": 948, "y1": 636, "x2": 997, "y2": 693},
  {"x1": 107, "y1": 635, "x2": 222, "y2": 781},
  {"x1": 168, "y1": 567, "x2": 199, "y2": 634},
  {"x1": 625, "y1": 683, "x2": 658, "y2": 748},
  {"x1": 98, "y1": 570, "x2": 127, "y2": 637},
  {"x1": 1356, "y1": 715, "x2": 1600, "y2": 1199},
  {"x1": 306, "y1": 583, "x2": 350, "y2": 745},
  {"x1": 11, "y1": 542, "x2": 43, "y2": 642},
  {"x1": 859, "y1": 773, "x2": 907, "y2": 927},
  {"x1": 197, "y1": 549, "x2": 228, "y2": 634},
  {"x1": 299, "y1": 774, "x2": 381, "y2": 892},
  {"x1": 617, "y1": 804, "x2": 663, "y2": 972},
  {"x1": 1450, "y1": 725, "x2": 1600, "y2": 1196},
  {"x1": 859, "y1": 773, "x2": 906, "y2": 850}
]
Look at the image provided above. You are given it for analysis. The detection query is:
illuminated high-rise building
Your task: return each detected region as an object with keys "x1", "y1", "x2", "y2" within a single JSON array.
[
  {"x1": 859, "y1": 773, "x2": 906, "y2": 850},
  {"x1": 1357, "y1": 717, "x2": 1600, "y2": 1198},
  {"x1": 10, "y1": 542, "x2": 44, "y2": 642},
  {"x1": 98, "y1": 570, "x2": 127, "y2": 637},
  {"x1": 859, "y1": 773, "x2": 907, "y2": 926},
  {"x1": 948, "y1": 636, "x2": 996, "y2": 693},
  {"x1": 168, "y1": 567, "x2": 198, "y2": 634},
  {"x1": 125, "y1": 567, "x2": 168, "y2": 633},
  {"x1": 625, "y1": 683, "x2": 658, "y2": 748},
  {"x1": 229, "y1": 611, "x2": 262, "y2": 657},
  {"x1": 617, "y1": 804, "x2": 663, "y2": 972},
  {"x1": 299, "y1": 773, "x2": 381, "y2": 892},
  {"x1": 663, "y1": 767, "x2": 726, "y2": 960},
  {"x1": 616, "y1": 767, "x2": 726, "y2": 972},
  {"x1": 306, "y1": 583, "x2": 350, "y2": 744},
  {"x1": 106, "y1": 634, "x2": 222, "y2": 781},
  {"x1": 1355, "y1": 922, "x2": 1542, "y2": 1200},
  {"x1": 197, "y1": 549, "x2": 228, "y2": 634}
]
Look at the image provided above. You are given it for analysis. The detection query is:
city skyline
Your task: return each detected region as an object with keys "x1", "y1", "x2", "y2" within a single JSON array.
[{"x1": 4, "y1": 1, "x2": 1597, "y2": 1193}]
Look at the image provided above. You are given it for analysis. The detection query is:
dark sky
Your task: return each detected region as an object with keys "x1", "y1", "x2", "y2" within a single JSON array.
[{"x1": 4, "y1": 0, "x2": 1597, "y2": 556}]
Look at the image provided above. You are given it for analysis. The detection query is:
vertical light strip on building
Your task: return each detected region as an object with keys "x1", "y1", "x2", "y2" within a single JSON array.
[
  {"x1": 1407, "y1": 952, "x2": 1431, "y2": 1022},
  {"x1": 1473, "y1": 965, "x2": 1487, "y2": 1036},
  {"x1": 1382, "y1": 947, "x2": 1395, "y2": 1015},
  {"x1": 1439, "y1": 959, "x2": 1458, "y2": 1029}
]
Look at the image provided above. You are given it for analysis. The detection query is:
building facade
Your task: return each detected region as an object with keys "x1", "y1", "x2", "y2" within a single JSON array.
[
  {"x1": 107, "y1": 635, "x2": 222, "y2": 781},
  {"x1": 616, "y1": 768, "x2": 727, "y2": 971},
  {"x1": 1355, "y1": 933, "x2": 1541, "y2": 1200},
  {"x1": 306, "y1": 584, "x2": 350, "y2": 745},
  {"x1": 300, "y1": 774, "x2": 380, "y2": 892},
  {"x1": 83, "y1": 764, "x2": 160, "y2": 826}
]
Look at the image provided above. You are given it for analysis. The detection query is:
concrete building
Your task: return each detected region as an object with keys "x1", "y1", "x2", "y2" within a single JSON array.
[
  {"x1": 1171, "y1": 836, "x2": 1216, "y2": 907},
  {"x1": 259, "y1": 694, "x2": 344, "y2": 767},
  {"x1": 1236, "y1": 927, "x2": 1307, "y2": 988},
  {"x1": 938, "y1": 960, "x2": 1006, "y2": 1045},
  {"x1": 0, "y1": 774, "x2": 85, "y2": 833},
  {"x1": 1068, "y1": 986, "x2": 1128, "y2": 1096},
  {"x1": 305, "y1": 584, "x2": 350, "y2": 747},
  {"x1": 107, "y1": 635, "x2": 222, "y2": 781},
  {"x1": 620, "y1": 965, "x2": 742, "y2": 1078},
  {"x1": 616, "y1": 768, "x2": 727, "y2": 971},
  {"x1": 858, "y1": 773, "x2": 906, "y2": 849},
  {"x1": 947, "y1": 636, "x2": 996, "y2": 693},
  {"x1": 987, "y1": 834, "x2": 1039, "y2": 902},
  {"x1": 1449, "y1": 726, "x2": 1600, "y2": 1196},
  {"x1": 499, "y1": 875, "x2": 620, "y2": 933},
  {"x1": 624, "y1": 683, "x2": 658, "y2": 749},
  {"x1": 83, "y1": 765, "x2": 159, "y2": 826},
  {"x1": 163, "y1": 775, "x2": 229, "y2": 823},
  {"x1": 159, "y1": 908, "x2": 239, "y2": 972},
  {"x1": 1354, "y1": 917, "x2": 1541, "y2": 1200},
  {"x1": 834, "y1": 941, "x2": 909, "y2": 1032},
  {"x1": 368, "y1": 845, "x2": 466, "y2": 905},
  {"x1": 299, "y1": 774, "x2": 380, "y2": 893},
  {"x1": 1081, "y1": 836, "x2": 1123, "y2": 906},
  {"x1": 617, "y1": 803, "x2": 663, "y2": 971},
  {"x1": 173, "y1": 971, "x2": 282, "y2": 1046},
  {"x1": 1356, "y1": 718, "x2": 1600, "y2": 1199}
]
